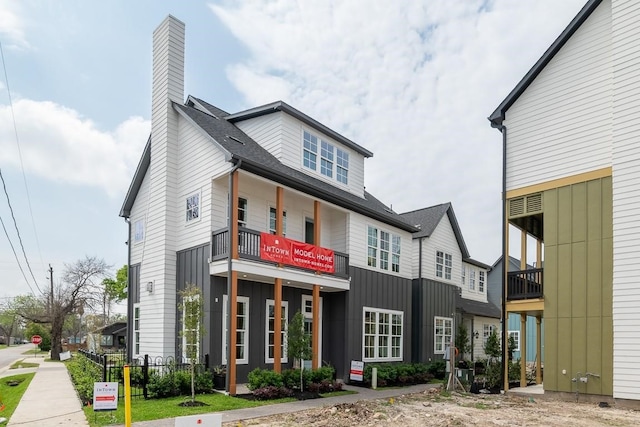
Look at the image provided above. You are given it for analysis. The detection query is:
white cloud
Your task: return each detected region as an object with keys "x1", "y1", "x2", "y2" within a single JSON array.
[
  {"x1": 209, "y1": 0, "x2": 586, "y2": 263},
  {"x1": 0, "y1": 0, "x2": 30, "y2": 50},
  {"x1": 0, "y1": 99, "x2": 149, "y2": 197}
]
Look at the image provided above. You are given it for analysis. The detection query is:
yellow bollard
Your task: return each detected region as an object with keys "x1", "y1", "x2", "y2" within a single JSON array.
[{"x1": 124, "y1": 365, "x2": 131, "y2": 427}]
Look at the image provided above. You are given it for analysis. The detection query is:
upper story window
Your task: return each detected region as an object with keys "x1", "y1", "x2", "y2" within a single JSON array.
[
  {"x1": 434, "y1": 316, "x2": 452, "y2": 354},
  {"x1": 336, "y1": 149, "x2": 349, "y2": 184},
  {"x1": 320, "y1": 141, "x2": 334, "y2": 178},
  {"x1": 461, "y1": 265, "x2": 466, "y2": 286},
  {"x1": 469, "y1": 270, "x2": 476, "y2": 291},
  {"x1": 186, "y1": 192, "x2": 200, "y2": 223},
  {"x1": 133, "y1": 219, "x2": 144, "y2": 244},
  {"x1": 367, "y1": 226, "x2": 401, "y2": 272},
  {"x1": 479, "y1": 271, "x2": 485, "y2": 292},
  {"x1": 303, "y1": 131, "x2": 318, "y2": 170},
  {"x1": 269, "y1": 207, "x2": 287, "y2": 235},
  {"x1": 238, "y1": 197, "x2": 248, "y2": 228},
  {"x1": 302, "y1": 130, "x2": 349, "y2": 185},
  {"x1": 436, "y1": 251, "x2": 452, "y2": 280}
]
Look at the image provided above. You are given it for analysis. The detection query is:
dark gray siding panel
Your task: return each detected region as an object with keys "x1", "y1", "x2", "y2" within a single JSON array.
[
  {"x1": 126, "y1": 264, "x2": 140, "y2": 362},
  {"x1": 323, "y1": 292, "x2": 346, "y2": 378},
  {"x1": 175, "y1": 244, "x2": 211, "y2": 361},
  {"x1": 341, "y1": 267, "x2": 413, "y2": 381},
  {"x1": 411, "y1": 278, "x2": 459, "y2": 363}
]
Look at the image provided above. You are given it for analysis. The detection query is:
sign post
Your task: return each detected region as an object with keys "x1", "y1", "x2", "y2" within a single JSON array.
[{"x1": 31, "y1": 335, "x2": 42, "y2": 358}]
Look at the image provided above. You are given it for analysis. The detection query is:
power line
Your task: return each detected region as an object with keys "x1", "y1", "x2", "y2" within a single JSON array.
[
  {"x1": 0, "y1": 210, "x2": 35, "y2": 295},
  {"x1": 0, "y1": 39, "x2": 44, "y2": 295}
]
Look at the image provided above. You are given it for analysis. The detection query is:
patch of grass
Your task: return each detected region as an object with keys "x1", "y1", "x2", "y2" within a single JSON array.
[
  {"x1": 10, "y1": 360, "x2": 39, "y2": 369},
  {"x1": 474, "y1": 402, "x2": 490, "y2": 410},
  {"x1": 83, "y1": 393, "x2": 299, "y2": 427},
  {"x1": 0, "y1": 373, "x2": 35, "y2": 423},
  {"x1": 21, "y1": 348, "x2": 45, "y2": 357}
]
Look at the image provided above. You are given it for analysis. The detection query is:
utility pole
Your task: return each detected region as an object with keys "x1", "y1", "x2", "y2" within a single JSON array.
[{"x1": 49, "y1": 264, "x2": 54, "y2": 318}]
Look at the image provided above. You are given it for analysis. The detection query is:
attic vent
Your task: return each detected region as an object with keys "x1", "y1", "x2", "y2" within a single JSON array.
[
  {"x1": 509, "y1": 193, "x2": 543, "y2": 219},
  {"x1": 226, "y1": 135, "x2": 244, "y2": 145}
]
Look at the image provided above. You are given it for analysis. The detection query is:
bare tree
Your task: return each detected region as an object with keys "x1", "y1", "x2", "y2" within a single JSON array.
[
  {"x1": 0, "y1": 299, "x2": 19, "y2": 345},
  {"x1": 15, "y1": 256, "x2": 109, "y2": 360}
]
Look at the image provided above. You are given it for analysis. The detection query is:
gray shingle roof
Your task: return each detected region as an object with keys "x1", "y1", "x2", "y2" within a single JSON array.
[
  {"x1": 399, "y1": 203, "x2": 470, "y2": 259},
  {"x1": 121, "y1": 99, "x2": 417, "y2": 233},
  {"x1": 457, "y1": 297, "x2": 501, "y2": 319}
]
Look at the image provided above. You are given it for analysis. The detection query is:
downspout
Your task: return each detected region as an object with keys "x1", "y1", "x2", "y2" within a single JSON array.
[
  {"x1": 225, "y1": 159, "x2": 242, "y2": 391},
  {"x1": 499, "y1": 124, "x2": 508, "y2": 391},
  {"x1": 124, "y1": 217, "x2": 132, "y2": 363},
  {"x1": 418, "y1": 237, "x2": 423, "y2": 281}
]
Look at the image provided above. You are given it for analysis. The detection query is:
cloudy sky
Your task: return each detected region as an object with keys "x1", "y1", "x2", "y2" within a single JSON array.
[{"x1": 0, "y1": 0, "x2": 587, "y2": 299}]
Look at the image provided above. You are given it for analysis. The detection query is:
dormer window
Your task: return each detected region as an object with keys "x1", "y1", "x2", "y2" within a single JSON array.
[{"x1": 302, "y1": 130, "x2": 349, "y2": 185}]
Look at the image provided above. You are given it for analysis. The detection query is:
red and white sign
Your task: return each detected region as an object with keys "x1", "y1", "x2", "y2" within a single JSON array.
[
  {"x1": 350, "y1": 360, "x2": 364, "y2": 382},
  {"x1": 93, "y1": 382, "x2": 118, "y2": 411},
  {"x1": 30, "y1": 335, "x2": 42, "y2": 345},
  {"x1": 260, "y1": 233, "x2": 335, "y2": 273}
]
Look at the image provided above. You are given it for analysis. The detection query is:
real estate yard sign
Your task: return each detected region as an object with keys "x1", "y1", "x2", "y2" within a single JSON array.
[{"x1": 93, "y1": 382, "x2": 118, "y2": 411}]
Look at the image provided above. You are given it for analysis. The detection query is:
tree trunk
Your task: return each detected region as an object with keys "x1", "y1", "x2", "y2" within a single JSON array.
[
  {"x1": 51, "y1": 316, "x2": 64, "y2": 360},
  {"x1": 190, "y1": 362, "x2": 195, "y2": 402}
]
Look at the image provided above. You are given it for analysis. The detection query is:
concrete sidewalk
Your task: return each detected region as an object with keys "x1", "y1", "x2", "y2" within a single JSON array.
[
  {"x1": 6, "y1": 358, "x2": 88, "y2": 426},
  {"x1": 115, "y1": 382, "x2": 441, "y2": 427}
]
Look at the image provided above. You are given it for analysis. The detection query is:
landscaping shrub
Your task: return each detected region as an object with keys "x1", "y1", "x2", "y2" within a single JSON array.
[
  {"x1": 282, "y1": 368, "x2": 310, "y2": 389},
  {"x1": 65, "y1": 354, "x2": 102, "y2": 403},
  {"x1": 362, "y1": 362, "x2": 435, "y2": 387},
  {"x1": 147, "y1": 368, "x2": 212, "y2": 398},
  {"x1": 308, "y1": 379, "x2": 343, "y2": 393},
  {"x1": 252, "y1": 386, "x2": 294, "y2": 400},
  {"x1": 427, "y1": 360, "x2": 447, "y2": 380},
  {"x1": 247, "y1": 368, "x2": 284, "y2": 390}
]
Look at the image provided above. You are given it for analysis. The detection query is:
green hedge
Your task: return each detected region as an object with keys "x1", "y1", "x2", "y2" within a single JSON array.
[
  {"x1": 362, "y1": 362, "x2": 438, "y2": 387},
  {"x1": 248, "y1": 366, "x2": 335, "y2": 391},
  {"x1": 65, "y1": 354, "x2": 102, "y2": 403}
]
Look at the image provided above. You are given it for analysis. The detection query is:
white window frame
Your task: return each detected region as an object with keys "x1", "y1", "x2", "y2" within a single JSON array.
[
  {"x1": 133, "y1": 219, "x2": 144, "y2": 244},
  {"x1": 265, "y1": 299, "x2": 288, "y2": 364},
  {"x1": 469, "y1": 269, "x2": 476, "y2": 291},
  {"x1": 320, "y1": 140, "x2": 334, "y2": 178},
  {"x1": 181, "y1": 294, "x2": 200, "y2": 361},
  {"x1": 434, "y1": 316, "x2": 453, "y2": 354},
  {"x1": 362, "y1": 307, "x2": 403, "y2": 362},
  {"x1": 185, "y1": 191, "x2": 201, "y2": 224},
  {"x1": 237, "y1": 197, "x2": 248, "y2": 228},
  {"x1": 508, "y1": 330, "x2": 520, "y2": 352},
  {"x1": 303, "y1": 130, "x2": 318, "y2": 171},
  {"x1": 301, "y1": 295, "x2": 323, "y2": 369},
  {"x1": 479, "y1": 271, "x2": 486, "y2": 293},
  {"x1": 222, "y1": 295, "x2": 249, "y2": 365},
  {"x1": 133, "y1": 303, "x2": 140, "y2": 357},
  {"x1": 268, "y1": 207, "x2": 287, "y2": 235},
  {"x1": 483, "y1": 323, "x2": 496, "y2": 346},
  {"x1": 367, "y1": 226, "x2": 401, "y2": 272},
  {"x1": 461, "y1": 265, "x2": 466, "y2": 286},
  {"x1": 436, "y1": 251, "x2": 452, "y2": 280},
  {"x1": 336, "y1": 148, "x2": 349, "y2": 184}
]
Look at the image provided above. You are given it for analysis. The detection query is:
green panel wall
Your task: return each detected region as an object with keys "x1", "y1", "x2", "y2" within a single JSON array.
[{"x1": 542, "y1": 177, "x2": 613, "y2": 396}]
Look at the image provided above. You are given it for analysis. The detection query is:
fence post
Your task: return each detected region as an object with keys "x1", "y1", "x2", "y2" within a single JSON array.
[
  {"x1": 102, "y1": 354, "x2": 107, "y2": 382},
  {"x1": 143, "y1": 354, "x2": 149, "y2": 399}
]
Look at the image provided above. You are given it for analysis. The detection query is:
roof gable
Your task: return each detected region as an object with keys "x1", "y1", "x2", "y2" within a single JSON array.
[
  {"x1": 400, "y1": 203, "x2": 470, "y2": 259},
  {"x1": 489, "y1": 0, "x2": 603, "y2": 128}
]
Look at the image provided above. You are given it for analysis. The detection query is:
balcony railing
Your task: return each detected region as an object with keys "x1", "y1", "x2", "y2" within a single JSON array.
[
  {"x1": 211, "y1": 227, "x2": 349, "y2": 279},
  {"x1": 507, "y1": 268, "x2": 543, "y2": 301}
]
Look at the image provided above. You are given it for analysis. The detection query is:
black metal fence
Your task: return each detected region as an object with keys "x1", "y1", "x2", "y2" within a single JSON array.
[{"x1": 78, "y1": 349, "x2": 211, "y2": 399}]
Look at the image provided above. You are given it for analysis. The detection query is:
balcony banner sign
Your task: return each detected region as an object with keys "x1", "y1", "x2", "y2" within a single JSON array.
[{"x1": 260, "y1": 233, "x2": 335, "y2": 273}]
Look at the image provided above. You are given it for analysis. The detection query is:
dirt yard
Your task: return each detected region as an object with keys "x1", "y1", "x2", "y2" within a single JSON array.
[{"x1": 225, "y1": 387, "x2": 640, "y2": 427}]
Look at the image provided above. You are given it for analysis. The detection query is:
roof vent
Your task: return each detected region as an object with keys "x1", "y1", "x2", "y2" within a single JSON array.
[
  {"x1": 508, "y1": 193, "x2": 543, "y2": 219},
  {"x1": 226, "y1": 135, "x2": 244, "y2": 145}
]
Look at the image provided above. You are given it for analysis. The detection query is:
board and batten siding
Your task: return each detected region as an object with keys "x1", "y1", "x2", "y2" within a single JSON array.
[
  {"x1": 420, "y1": 214, "x2": 463, "y2": 286},
  {"x1": 348, "y1": 212, "x2": 413, "y2": 279},
  {"x1": 503, "y1": 0, "x2": 612, "y2": 192},
  {"x1": 611, "y1": 0, "x2": 640, "y2": 401},
  {"x1": 176, "y1": 114, "x2": 230, "y2": 251}
]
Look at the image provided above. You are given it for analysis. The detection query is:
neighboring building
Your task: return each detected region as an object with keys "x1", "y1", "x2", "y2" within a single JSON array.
[
  {"x1": 490, "y1": 0, "x2": 640, "y2": 405},
  {"x1": 400, "y1": 203, "x2": 499, "y2": 361},
  {"x1": 121, "y1": 16, "x2": 425, "y2": 394},
  {"x1": 488, "y1": 256, "x2": 544, "y2": 364}
]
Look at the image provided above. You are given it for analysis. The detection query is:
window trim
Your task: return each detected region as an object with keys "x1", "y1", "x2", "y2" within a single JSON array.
[
  {"x1": 336, "y1": 148, "x2": 349, "y2": 184},
  {"x1": 436, "y1": 251, "x2": 453, "y2": 280},
  {"x1": 237, "y1": 197, "x2": 248, "y2": 228},
  {"x1": 367, "y1": 225, "x2": 401, "y2": 272},
  {"x1": 434, "y1": 316, "x2": 453, "y2": 355},
  {"x1": 185, "y1": 191, "x2": 201, "y2": 224},
  {"x1": 133, "y1": 219, "x2": 144, "y2": 244},
  {"x1": 320, "y1": 140, "x2": 334, "y2": 178},
  {"x1": 483, "y1": 323, "x2": 496, "y2": 346},
  {"x1": 479, "y1": 271, "x2": 486, "y2": 293},
  {"x1": 133, "y1": 303, "x2": 140, "y2": 357},
  {"x1": 303, "y1": 130, "x2": 318, "y2": 171},
  {"x1": 508, "y1": 330, "x2": 520, "y2": 352},
  {"x1": 222, "y1": 295, "x2": 249, "y2": 365},
  {"x1": 265, "y1": 299, "x2": 288, "y2": 364},
  {"x1": 362, "y1": 306, "x2": 403, "y2": 362},
  {"x1": 469, "y1": 269, "x2": 476, "y2": 291},
  {"x1": 302, "y1": 129, "x2": 349, "y2": 185},
  {"x1": 301, "y1": 295, "x2": 323, "y2": 369},
  {"x1": 268, "y1": 207, "x2": 287, "y2": 235}
]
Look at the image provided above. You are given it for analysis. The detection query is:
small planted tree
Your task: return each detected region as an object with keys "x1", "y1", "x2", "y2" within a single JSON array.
[
  {"x1": 455, "y1": 324, "x2": 472, "y2": 359},
  {"x1": 483, "y1": 329, "x2": 502, "y2": 391},
  {"x1": 178, "y1": 284, "x2": 205, "y2": 404},
  {"x1": 287, "y1": 310, "x2": 312, "y2": 391}
]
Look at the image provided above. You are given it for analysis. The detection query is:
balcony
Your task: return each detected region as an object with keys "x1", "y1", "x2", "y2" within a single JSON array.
[
  {"x1": 211, "y1": 227, "x2": 349, "y2": 279},
  {"x1": 507, "y1": 268, "x2": 543, "y2": 301}
]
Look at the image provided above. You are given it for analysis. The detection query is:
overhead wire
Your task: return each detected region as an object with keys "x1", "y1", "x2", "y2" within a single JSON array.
[{"x1": 0, "y1": 39, "x2": 43, "y2": 295}]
